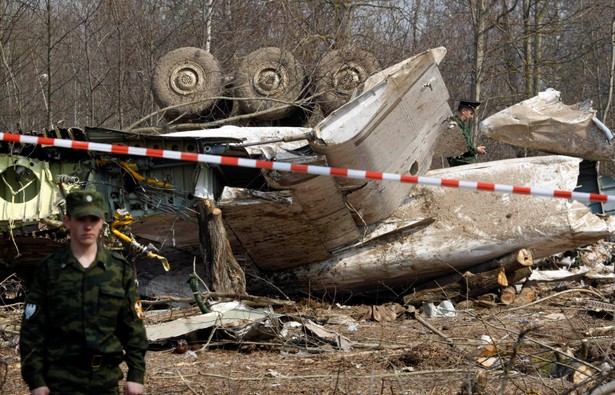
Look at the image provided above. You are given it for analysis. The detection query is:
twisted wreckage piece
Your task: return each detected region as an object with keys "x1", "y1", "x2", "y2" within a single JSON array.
[{"x1": 1, "y1": 51, "x2": 614, "y2": 301}]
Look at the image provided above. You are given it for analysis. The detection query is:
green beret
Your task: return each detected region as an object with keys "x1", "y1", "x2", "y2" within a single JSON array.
[{"x1": 66, "y1": 190, "x2": 105, "y2": 219}]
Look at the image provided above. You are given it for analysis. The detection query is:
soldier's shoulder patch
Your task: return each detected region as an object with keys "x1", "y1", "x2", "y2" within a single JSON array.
[
  {"x1": 134, "y1": 300, "x2": 144, "y2": 320},
  {"x1": 25, "y1": 303, "x2": 38, "y2": 320}
]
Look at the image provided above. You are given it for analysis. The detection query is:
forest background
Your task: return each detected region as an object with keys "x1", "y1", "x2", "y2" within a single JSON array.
[{"x1": 1, "y1": 0, "x2": 615, "y2": 154}]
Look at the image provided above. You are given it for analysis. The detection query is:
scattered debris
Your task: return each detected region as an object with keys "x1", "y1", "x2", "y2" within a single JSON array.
[{"x1": 421, "y1": 300, "x2": 456, "y2": 318}]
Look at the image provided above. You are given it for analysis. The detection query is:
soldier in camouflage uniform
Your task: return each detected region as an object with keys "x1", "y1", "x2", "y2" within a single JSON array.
[
  {"x1": 20, "y1": 190, "x2": 148, "y2": 395},
  {"x1": 447, "y1": 99, "x2": 487, "y2": 167}
]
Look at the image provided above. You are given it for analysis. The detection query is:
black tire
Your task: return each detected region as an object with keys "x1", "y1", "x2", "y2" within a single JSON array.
[
  {"x1": 233, "y1": 47, "x2": 305, "y2": 121},
  {"x1": 152, "y1": 47, "x2": 224, "y2": 119},
  {"x1": 314, "y1": 48, "x2": 381, "y2": 115}
]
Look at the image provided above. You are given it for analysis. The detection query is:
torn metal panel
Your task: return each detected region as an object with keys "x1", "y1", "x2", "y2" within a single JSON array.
[
  {"x1": 271, "y1": 156, "x2": 615, "y2": 292},
  {"x1": 163, "y1": 126, "x2": 312, "y2": 158},
  {"x1": 0, "y1": 156, "x2": 65, "y2": 231},
  {"x1": 285, "y1": 175, "x2": 361, "y2": 251},
  {"x1": 218, "y1": 187, "x2": 331, "y2": 270},
  {"x1": 480, "y1": 89, "x2": 615, "y2": 161},
  {"x1": 263, "y1": 153, "x2": 361, "y2": 251},
  {"x1": 311, "y1": 48, "x2": 452, "y2": 225},
  {"x1": 146, "y1": 304, "x2": 275, "y2": 342},
  {"x1": 128, "y1": 212, "x2": 201, "y2": 254}
]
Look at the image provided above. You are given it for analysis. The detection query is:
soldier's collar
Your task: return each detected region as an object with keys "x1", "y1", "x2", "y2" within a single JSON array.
[{"x1": 62, "y1": 243, "x2": 110, "y2": 270}]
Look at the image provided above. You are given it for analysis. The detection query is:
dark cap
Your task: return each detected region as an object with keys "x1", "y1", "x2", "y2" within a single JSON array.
[
  {"x1": 458, "y1": 99, "x2": 481, "y2": 111},
  {"x1": 66, "y1": 190, "x2": 105, "y2": 219}
]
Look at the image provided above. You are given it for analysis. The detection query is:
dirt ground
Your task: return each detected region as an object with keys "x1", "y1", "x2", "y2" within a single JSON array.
[{"x1": 2, "y1": 271, "x2": 615, "y2": 395}]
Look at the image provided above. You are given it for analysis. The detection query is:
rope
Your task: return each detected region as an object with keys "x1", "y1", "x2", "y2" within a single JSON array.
[{"x1": 1, "y1": 132, "x2": 612, "y2": 204}]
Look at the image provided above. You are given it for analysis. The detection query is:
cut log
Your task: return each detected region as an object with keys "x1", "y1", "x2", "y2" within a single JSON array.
[
  {"x1": 507, "y1": 267, "x2": 533, "y2": 284},
  {"x1": 500, "y1": 286, "x2": 516, "y2": 305},
  {"x1": 197, "y1": 198, "x2": 246, "y2": 295},
  {"x1": 404, "y1": 266, "x2": 533, "y2": 305},
  {"x1": 516, "y1": 281, "x2": 538, "y2": 305},
  {"x1": 403, "y1": 249, "x2": 533, "y2": 305}
]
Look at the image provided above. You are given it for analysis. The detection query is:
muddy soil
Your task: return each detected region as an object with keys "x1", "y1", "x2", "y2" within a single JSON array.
[{"x1": 2, "y1": 277, "x2": 615, "y2": 395}]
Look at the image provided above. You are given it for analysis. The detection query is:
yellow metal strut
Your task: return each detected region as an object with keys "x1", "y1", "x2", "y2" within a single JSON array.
[{"x1": 111, "y1": 209, "x2": 170, "y2": 271}]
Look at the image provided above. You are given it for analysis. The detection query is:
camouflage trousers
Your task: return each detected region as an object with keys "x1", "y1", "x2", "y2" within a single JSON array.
[{"x1": 45, "y1": 358, "x2": 123, "y2": 395}]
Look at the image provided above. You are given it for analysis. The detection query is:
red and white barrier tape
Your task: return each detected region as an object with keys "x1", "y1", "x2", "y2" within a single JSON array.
[{"x1": 1, "y1": 132, "x2": 612, "y2": 203}]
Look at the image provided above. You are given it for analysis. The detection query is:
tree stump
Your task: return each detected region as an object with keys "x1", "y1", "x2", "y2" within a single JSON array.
[{"x1": 197, "y1": 198, "x2": 246, "y2": 295}]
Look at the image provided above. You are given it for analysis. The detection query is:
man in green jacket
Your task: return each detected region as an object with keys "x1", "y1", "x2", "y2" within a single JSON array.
[
  {"x1": 447, "y1": 99, "x2": 486, "y2": 167},
  {"x1": 20, "y1": 190, "x2": 148, "y2": 395}
]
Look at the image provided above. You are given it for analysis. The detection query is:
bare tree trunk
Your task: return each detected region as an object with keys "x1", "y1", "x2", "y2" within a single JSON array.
[
  {"x1": 0, "y1": 40, "x2": 23, "y2": 128},
  {"x1": 604, "y1": 16, "x2": 615, "y2": 124},
  {"x1": 197, "y1": 198, "x2": 246, "y2": 295},
  {"x1": 469, "y1": 0, "x2": 486, "y2": 141},
  {"x1": 111, "y1": 3, "x2": 124, "y2": 128},
  {"x1": 470, "y1": 0, "x2": 486, "y2": 101},
  {"x1": 523, "y1": 0, "x2": 533, "y2": 97},
  {"x1": 333, "y1": 0, "x2": 353, "y2": 47},
  {"x1": 203, "y1": 0, "x2": 214, "y2": 53},
  {"x1": 412, "y1": 0, "x2": 422, "y2": 52},
  {"x1": 45, "y1": 0, "x2": 52, "y2": 129},
  {"x1": 532, "y1": 0, "x2": 546, "y2": 95}
]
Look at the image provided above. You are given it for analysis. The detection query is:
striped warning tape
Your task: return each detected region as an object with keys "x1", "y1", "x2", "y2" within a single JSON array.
[{"x1": 1, "y1": 132, "x2": 613, "y2": 203}]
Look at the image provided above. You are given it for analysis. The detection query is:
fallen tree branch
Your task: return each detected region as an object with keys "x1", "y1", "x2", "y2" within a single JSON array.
[
  {"x1": 177, "y1": 368, "x2": 199, "y2": 395},
  {"x1": 499, "y1": 288, "x2": 604, "y2": 313},
  {"x1": 193, "y1": 368, "x2": 475, "y2": 382},
  {"x1": 413, "y1": 314, "x2": 454, "y2": 346}
]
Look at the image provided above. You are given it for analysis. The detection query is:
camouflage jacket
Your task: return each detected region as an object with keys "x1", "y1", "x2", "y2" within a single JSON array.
[
  {"x1": 20, "y1": 244, "x2": 147, "y2": 390},
  {"x1": 447, "y1": 116, "x2": 478, "y2": 166}
]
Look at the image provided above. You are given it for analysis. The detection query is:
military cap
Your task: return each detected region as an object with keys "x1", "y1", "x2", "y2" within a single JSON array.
[
  {"x1": 66, "y1": 190, "x2": 105, "y2": 219},
  {"x1": 458, "y1": 99, "x2": 481, "y2": 111}
]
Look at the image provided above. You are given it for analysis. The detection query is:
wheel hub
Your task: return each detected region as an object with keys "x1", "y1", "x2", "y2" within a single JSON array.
[
  {"x1": 170, "y1": 63, "x2": 204, "y2": 95},
  {"x1": 333, "y1": 64, "x2": 364, "y2": 93},
  {"x1": 253, "y1": 67, "x2": 287, "y2": 96}
]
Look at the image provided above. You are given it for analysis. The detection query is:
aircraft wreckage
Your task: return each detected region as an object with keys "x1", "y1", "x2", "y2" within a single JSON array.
[{"x1": 0, "y1": 48, "x2": 614, "y2": 301}]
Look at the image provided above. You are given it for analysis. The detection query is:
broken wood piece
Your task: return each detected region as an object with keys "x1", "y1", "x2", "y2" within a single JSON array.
[
  {"x1": 584, "y1": 326, "x2": 615, "y2": 336},
  {"x1": 497, "y1": 267, "x2": 508, "y2": 287},
  {"x1": 356, "y1": 304, "x2": 405, "y2": 322},
  {"x1": 572, "y1": 363, "x2": 593, "y2": 384},
  {"x1": 303, "y1": 319, "x2": 352, "y2": 351},
  {"x1": 475, "y1": 293, "x2": 497, "y2": 307},
  {"x1": 407, "y1": 306, "x2": 454, "y2": 346},
  {"x1": 500, "y1": 286, "x2": 516, "y2": 305}
]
